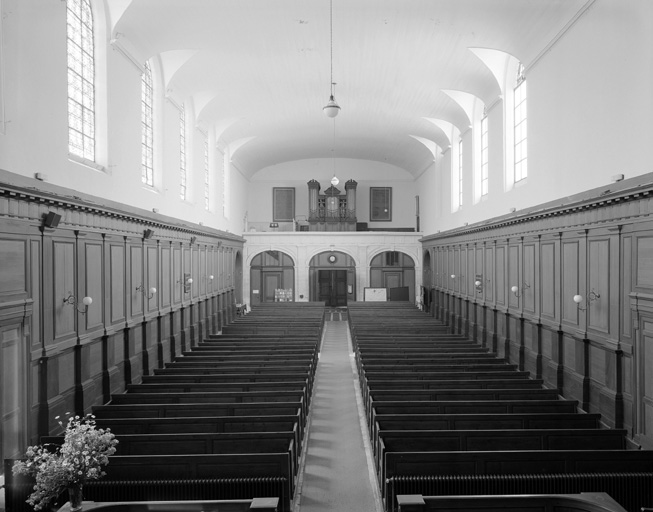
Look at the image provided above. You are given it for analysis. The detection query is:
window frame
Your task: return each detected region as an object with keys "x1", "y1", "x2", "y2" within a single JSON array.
[
  {"x1": 273, "y1": 187, "x2": 296, "y2": 222},
  {"x1": 370, "y1": 187, "x2": 392, "y2": 222}
]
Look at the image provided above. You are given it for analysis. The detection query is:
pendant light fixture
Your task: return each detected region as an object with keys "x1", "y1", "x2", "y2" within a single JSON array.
[
  {"x1": 330, "y1": 115, "x2": 339, "y2": 187},
  {"x1": 323, "y1": 0, "x2": 340, "y2": 118}
]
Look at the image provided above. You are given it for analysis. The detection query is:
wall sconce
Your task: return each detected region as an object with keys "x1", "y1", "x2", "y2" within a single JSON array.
[
  {"x1": 204, "y1": 275, "x2": 214, "y2": 282},
  {"x1": 511, "y1": 282, "x2": 530, "y2": 298},
  {"x1": 63, "y1": 293, "x2": 92, "y2": 314},
  {"x1": 474, "y1": 280, "x2": 483, "y2": 293},
  {"x1": 136, "y1": 284, "x2": 157, "y2": 299},
  {"x1": 450, "y1": 274, "x2": 456, "y2": 279},
  {"x1": 573, "y1": 290, "x2": 600, "y2": 311}
]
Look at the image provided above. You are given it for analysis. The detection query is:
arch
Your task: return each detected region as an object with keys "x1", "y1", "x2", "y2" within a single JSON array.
[
  {"x1": 249, "y1": 250, "x2": 295, "y2": 304},
  {"x1": 369, "y1": 251, "x2": 416, "y2": 303},
  {"x1": 309, "y1": 251, "x2": 356, "y2": 307}
]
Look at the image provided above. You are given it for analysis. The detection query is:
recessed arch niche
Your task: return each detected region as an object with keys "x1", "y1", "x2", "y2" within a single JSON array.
[
  {"x1": 309, "y1": 251, "x2": 356, "y2": 307},
  {"x1": 250, "y1": 250, "x2": 295, "y2": 304},
  {"x1": 370, "y1": 251, "x2": 416, "y2": 303}
]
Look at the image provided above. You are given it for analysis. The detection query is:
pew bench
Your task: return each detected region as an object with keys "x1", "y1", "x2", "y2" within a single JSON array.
[{"x1": 384, "y1": 450, "x2": 653, "y2": 512}]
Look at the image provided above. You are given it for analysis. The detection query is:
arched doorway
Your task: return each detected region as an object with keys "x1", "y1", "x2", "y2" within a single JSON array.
[
  {"x1": 309, "y1": 251, "x2": 356, "y2": 307},
  {"x1": 369, "y1": 251, "x2": 416, "y2": 302},
  {"x1": 250, "y1": 250, "x2": 295, "y2": 304}
]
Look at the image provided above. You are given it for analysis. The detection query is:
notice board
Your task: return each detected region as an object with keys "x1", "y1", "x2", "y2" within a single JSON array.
[{"x1": 364, "y1": 287, "x2": 387, "y2": 302}]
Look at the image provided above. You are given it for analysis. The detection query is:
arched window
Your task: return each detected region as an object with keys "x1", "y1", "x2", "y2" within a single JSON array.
[
  {"x1": 480, "y1": 113, "x2": 489, "y2": 197},
  {"x1": 514, "y1": 63, "x2": 527, "y2": 182},
  {"x1": 179, "y1": 105, "x2": 187, "y2": 200},
  {"x1": 141, "y1": 61, "x2": 154, "y2": 186},
  {"x1": 458, "y1": 139, "x2": 464, "y2": 208},
  {"x1": 67, "y1": 0, "x2": 95, "y2": 162},
  {"x1": 204, "y1": 132, "x2": 210, "y2": 210}
]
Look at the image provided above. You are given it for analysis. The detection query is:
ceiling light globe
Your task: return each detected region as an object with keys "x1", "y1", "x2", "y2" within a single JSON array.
[
  {"x1": 323, "y1": 97, "x2": 340, "y2": 118},
  {"x1": 331, "y1": 176, "x2": 340, "y2": 186}
]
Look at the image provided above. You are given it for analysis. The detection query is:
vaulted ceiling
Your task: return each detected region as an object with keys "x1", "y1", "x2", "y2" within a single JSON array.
[{"x1": 109, "y1": 0, "x2": 589, "y2": 179}]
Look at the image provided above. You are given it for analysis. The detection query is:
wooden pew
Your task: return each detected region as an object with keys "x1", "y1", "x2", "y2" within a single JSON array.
[
  {"x1": 395, "y1": 493, "x2": 629, "y2": 512},
  {"x1": 42, "y1": 431, "x2": 300, "y2": 488},
  {"x1": 377, "y1": 428, "x2": 628, "y2": 485},
  {"x1": 371, "y1": 412, "x2": 602, "y2": 454},
  {"x1": 384, "y1": 450, "x2": 653, "y2": 512}
]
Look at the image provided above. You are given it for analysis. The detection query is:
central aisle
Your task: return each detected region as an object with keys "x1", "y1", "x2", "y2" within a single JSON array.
[{"x1": 294, "y1": 316, "x2": 383, "y2": 512}]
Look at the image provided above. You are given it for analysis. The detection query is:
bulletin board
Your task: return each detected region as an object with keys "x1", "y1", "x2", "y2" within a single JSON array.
[{"x1": 364, "y1": 287, "x2": 388, "y2": 302}]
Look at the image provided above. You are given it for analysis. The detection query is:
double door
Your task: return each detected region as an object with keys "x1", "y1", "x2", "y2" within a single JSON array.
[{"x1": 318, "y1": 270, "x2": 347, "y2": 307}]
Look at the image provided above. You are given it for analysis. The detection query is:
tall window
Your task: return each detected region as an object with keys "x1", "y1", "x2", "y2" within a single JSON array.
[
  {"x1": 204, "y1": 134, "x2": 210, "y2": 210},
  {"x1": 480, "y1": 115, "x2": 489, "y2": 196},
  {"x1": 458, "y1": 139, "x2": 463, "y2": 208},
  {"x1": 514, "y1": 66, "x2": 527, "y2": 182},
  {"x1": 67, "y1": 0, "x2": 95, "y2": 161},
  {"x1": 141, "y1": 62, "x2": 154, "y2": 186},
  {"x1": 179, "y1": 106, "x2": 187, "y2": 200}
]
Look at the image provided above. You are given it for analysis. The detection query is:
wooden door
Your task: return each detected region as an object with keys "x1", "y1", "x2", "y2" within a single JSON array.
[
  {"x1": 318, "y1": 270, "x2": 348, "y2": 307},
  {"x1": 262, "y1": 272, "x2": 281, "y2": 303}
]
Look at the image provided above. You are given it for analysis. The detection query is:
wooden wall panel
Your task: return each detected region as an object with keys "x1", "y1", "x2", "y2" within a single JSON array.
[
  {"x1": 1, "y1": 322, "x2": 26, "y2": 460},
  {"x1": 524, "y1": 243, "x2": 536, "y2": 313},
  {"x1": 636, "y1": 236, "x2": 653, "y2": 288},
  {"x1": 192, "y1": 247, "x2": 199, "y2": 299},
  {"x1": 173, "y1": 246, "x2": 182, "y2": 304},
  {"x1": 109, "y1": 244, "x2": 125, "y2": 324},
  {"x1": 562, "y1": 241, "x2": 580, "y2": 324},
  {"x1": 161, "y1": 245, "x2": 171, "y2": 308},
  {"x1": 84, "y1": 242, "x2": 103, "y2": 330},
  {"x1": 146, "y1": 245, "x2": 158, "y2": 314},
  {"x1": 541, "y1": 242, "x2": 556, "y2": 319},
  {"x1": 588, "y1": 238, "x2": 610, "y2": 333},
  {"x1": 622, "y1": 235, "x2": 633, "y2": 339},
  {"x1": 200, "y1": 247, "x2": 207, "y2": 295},
  {"x1": 53, "y1": 241, "x2": 75, "y2": 339},
  {"x1": 130, "y1": 245, "x2": 143, "y2": 317},
  {"x1": 496, "y1": 246, "x2": 505, "y2": 306},
  {"x1": 30, "y1": 240, "x2": 41, "y2": 349},
  {"x1": 508, "y1": 244, "x2": 519, "y2": 309},
  {"x1": 0, "y1": 239, "x2": 27, "y2": 302},
  {"x1": 484, "y1": 246, "x2": 494, "y2": 302}
]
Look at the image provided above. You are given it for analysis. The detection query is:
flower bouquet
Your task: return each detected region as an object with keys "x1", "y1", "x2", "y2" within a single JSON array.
[{"x1": 12, "y1": 414, "x2": 119, "y2": 511}]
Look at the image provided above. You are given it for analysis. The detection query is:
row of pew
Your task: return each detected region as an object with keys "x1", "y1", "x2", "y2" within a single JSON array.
[
  {"x1": 347, "y1": 301, "x2": 653, "y2": 512},
  {"x1": 6, "y1": 302, "x2": 326, "y2": 512}
]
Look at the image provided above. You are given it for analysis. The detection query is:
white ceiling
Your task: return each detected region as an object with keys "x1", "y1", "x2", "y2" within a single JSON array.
[{"x1": 109, "y1": 0, "x2": 590, "y2": 179}]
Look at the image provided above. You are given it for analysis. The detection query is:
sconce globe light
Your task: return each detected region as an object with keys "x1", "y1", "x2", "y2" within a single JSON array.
[{"x1": 573, "y1": 294, "x2": 584, "y2": 304}]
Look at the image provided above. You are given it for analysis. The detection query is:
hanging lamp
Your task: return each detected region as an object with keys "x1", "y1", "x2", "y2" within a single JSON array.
[{"x1": 323, "y1": 0, "x2": 340, "y2": 118}]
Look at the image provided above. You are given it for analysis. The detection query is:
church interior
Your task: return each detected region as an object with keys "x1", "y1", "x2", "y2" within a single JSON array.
[{"x1": 1, "y1": 1, "x2": 653, "y2": 511}]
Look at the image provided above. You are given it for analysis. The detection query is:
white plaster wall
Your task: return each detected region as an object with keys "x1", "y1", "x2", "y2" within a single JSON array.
[
  {"x1": 0, "y1": 0, "x2": 245, "y2": 234},
  {"x1": 248, "y1": 158, "x2": 419, "y2": 229},
  {"x1": 242, "y1": 232, "x2": 423, "y2": 308},
  {"x1": 416, "y1": 0, "x2": 653, "y2": 233}
]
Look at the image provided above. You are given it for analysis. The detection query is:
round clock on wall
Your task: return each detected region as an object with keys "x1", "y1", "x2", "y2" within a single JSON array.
[{"x1": 328, "y1": 254, "x2": 337, "y2": 264}]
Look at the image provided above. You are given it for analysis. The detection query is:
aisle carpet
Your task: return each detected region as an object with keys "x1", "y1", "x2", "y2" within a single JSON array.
[{"x1": 294, "y1": 318, "x2": 382, "y2": 512}]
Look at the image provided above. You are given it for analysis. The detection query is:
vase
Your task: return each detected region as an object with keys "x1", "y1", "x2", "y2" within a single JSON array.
[{"x1": 67, "y1": 484, "x2": 83, "y2": 512}]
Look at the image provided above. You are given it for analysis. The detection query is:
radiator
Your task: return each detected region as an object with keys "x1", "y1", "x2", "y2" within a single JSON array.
[
  {"x1": 386, "y1": 473, "x2": 653, "y2": 512},
  {"x1": 6, "y1": 477, "x2": 288, "y2": 512}
]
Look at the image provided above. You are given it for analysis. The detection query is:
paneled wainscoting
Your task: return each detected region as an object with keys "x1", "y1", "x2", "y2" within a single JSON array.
[
  {"x1": 0, "y1": 173, "x2": 244, "y2": 462},
  {"x1": 421, "y1": 174, "x2": 653, "y2": 450}
]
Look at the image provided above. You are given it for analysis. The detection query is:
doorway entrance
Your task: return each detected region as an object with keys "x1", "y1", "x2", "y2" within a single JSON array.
[
  {"x1": 309, "y1": 251, "x2": 356, "y2": 306},
  {"x1": 318, "y1": 269, "x2": 348, "y2": 307}
]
